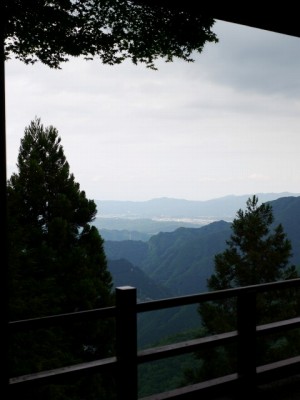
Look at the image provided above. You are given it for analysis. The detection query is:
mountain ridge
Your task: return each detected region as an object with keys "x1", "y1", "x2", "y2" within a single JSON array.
[{"x1": 95, "y1": 192, "x2": 300, "y2": 219}]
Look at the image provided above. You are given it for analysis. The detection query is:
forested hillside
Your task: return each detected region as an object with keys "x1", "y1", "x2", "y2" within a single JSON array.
[
  {"x1": 271, "y1": 196, "x2": 300, "y2": 266},
  {"x1": 105, "y1": 220, "x2": 231, "y2": 295},
  {"x1": 141, "y1": 220, "x2": 231, "y2": 295},
  {"x1": 107, "y1": 259, "x2": 173, "y2": 301}
]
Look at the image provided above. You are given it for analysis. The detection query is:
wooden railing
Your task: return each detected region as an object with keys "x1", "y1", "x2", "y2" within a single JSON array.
[{"x1": 9, "y1": 278, "x2": 300, "y2": 399}]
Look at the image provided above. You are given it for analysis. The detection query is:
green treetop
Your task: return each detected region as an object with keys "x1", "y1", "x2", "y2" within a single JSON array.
[{"x1": 209, "y1": 195, "x2": 297, "y2": 291}]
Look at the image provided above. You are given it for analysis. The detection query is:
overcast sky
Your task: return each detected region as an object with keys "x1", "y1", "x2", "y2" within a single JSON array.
[{"x1": 5, "y1": 20, "x2": 300, "y2": 201}]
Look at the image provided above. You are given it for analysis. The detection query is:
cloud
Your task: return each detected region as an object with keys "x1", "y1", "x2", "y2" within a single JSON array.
[
  {"x1": 194, "y1": 20, "x2": 300, "y2": 97},
  {"x1": 5, "y1": 20, "x2": 300, "y2": 201}
]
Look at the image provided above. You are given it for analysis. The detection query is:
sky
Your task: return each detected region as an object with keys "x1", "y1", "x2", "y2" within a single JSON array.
[{"x1": 5, "y1": 20, "x2": 300, "y2": 202}]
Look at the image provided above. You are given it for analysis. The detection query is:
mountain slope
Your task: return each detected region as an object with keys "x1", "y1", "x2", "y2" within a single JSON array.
[
  {"x1": 107, "y1": 259, "x2": 173, "y2": 302},
  {"x1": 142, "y1": 220, "x2": 231, "y2": 295},
  {"x1": 105, "y1": 240, "x2": 148, "y2": 267},
  {"x1": 269, "y1": 196, "x2": 300, "y2": 266}
]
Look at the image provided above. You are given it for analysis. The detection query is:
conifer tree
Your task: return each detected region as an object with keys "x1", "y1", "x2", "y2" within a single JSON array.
[
  {"x1": 188, "y1": 196, "x2": 299, "y2": 382},
  {"x1": 8, "y1": 118, "x2": 115, "y2": 399},
  {"x1": 210, "y1": 195, "x2": 296, "y2": 289}
]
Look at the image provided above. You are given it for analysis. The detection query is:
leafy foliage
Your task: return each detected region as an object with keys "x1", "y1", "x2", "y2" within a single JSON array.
[
  {"x1": 3, "y1": 0, "x2": 218, "y2": 69},
  {"x1": 8, "y1": 118, "x2": 115, "y2": 399}
]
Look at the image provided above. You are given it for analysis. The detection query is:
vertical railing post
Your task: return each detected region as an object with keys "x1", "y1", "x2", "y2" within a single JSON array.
[
  {"x1": 236, "y1": 290, "x2": 257, "y2": 396},
  {"x1": 116, "y1": 286, "x2": 138, "y2": 400}
]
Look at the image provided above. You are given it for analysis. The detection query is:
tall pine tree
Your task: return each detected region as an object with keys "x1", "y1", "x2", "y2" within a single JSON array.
[
  {"x1": 8, "y1": 118, "x2": 115, "y2": 399},
  {"x1": 186, "y1": 196, "x2": 299, "y2": 383}
]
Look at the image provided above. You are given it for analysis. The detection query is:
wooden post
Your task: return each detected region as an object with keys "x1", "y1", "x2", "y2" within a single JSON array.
[
  {"x1": 237, "y1": 290, "x2": 257, "y2": 396},
  {"x1": 116, "y1": 286, "x2": 138, "y2": 400}
]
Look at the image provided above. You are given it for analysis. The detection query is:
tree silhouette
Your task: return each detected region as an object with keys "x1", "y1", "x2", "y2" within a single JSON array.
[
  {"x1": 208, "y1": 195, "x2": 297, "y2": 291},
  {"x1": 8, "y1": 118, "x2": 115, "y2": 399},
  {"x1": 3, "y1": 0, "x2": 217, "y2": 69},
  {"x1": 186, "y1": 196, "x2": 299, "y2": 382}
]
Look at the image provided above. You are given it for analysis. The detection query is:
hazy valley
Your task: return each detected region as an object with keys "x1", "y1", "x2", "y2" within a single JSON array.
[{"x1": 92, "y1": 194, "x2": 300, "y2": 347}]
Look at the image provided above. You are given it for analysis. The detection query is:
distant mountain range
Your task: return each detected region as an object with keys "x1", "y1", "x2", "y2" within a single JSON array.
[
  {"x1": 95, "y1": 192, "x2": 300, "y2": 219},
  {"x1": 94, "y1": 218, "x2": 207, "y2": 241},
  {"x1": 94, "y1": 193, "x2": 300, "y2": 241}
]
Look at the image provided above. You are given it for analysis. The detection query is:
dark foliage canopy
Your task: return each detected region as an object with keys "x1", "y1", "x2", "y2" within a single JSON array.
[
  {"x1": 209, "y1": 195, "x2": 297, "y2": 290},
  {"x1": 8, "y1": 117, "x2": 113, "y2": 319},
  {"x1": 200, "y1": 196, "x2": 298, "y2": 335},
  {"x1": 2, "y1": 0, "x2": 217, "y2": 69},
  {"x1": 7, "y1": 120, "x2": 115, "y2": 399},
  {"x1": 192, "y1": 196, "x2": 300, "y2": 382}
]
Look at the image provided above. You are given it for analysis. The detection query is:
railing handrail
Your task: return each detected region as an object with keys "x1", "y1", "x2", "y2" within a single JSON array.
[
  {"x1": 9, "y1": 278, "x2": 300, "y2": 328},
  {"x1": 8, "y1": 306, "x2": 116, "y2": 332},
  {"x1": 137, "y1": 278, "x2": 300, "y2": 312},
  {"x1": 8, "y1": 278, "x2": 300, "y2": 399}
]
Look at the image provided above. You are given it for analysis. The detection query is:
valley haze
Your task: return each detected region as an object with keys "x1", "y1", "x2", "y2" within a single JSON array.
[{"x1": 93, "y1": 192, "x2": 300, "y2": 242}]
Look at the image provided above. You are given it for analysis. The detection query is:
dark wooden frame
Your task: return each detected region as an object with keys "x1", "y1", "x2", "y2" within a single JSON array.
[{"x1": 9, "y1": 278, "x2": 300, "y2": 399}]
